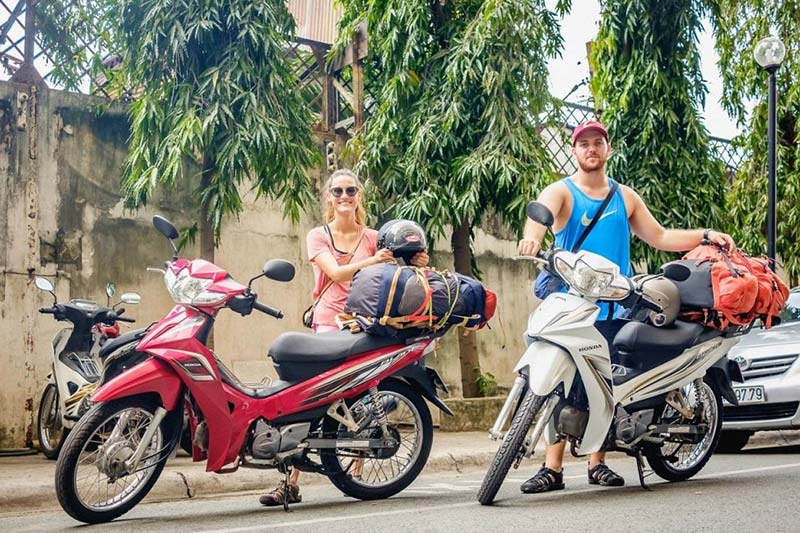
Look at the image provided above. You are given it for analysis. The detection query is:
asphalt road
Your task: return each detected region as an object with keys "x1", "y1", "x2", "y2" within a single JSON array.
[{"x1": 2, "y1": 445, "x2": 800, "y2": 532}]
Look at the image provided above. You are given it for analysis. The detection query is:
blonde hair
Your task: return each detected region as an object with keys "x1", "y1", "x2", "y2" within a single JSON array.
[{"x1": 324, "y1": 168, "x2": 366, "y2": 225}]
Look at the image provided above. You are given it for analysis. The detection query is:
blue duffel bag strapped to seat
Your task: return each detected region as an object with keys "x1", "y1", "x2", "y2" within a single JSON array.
[{"x1": 337, "y1": 263, "x2": 497, "y2": 336}]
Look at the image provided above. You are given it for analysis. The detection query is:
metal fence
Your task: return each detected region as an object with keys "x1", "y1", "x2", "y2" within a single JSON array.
[
  {"x1": 545, "y1": 101, "x2": 748, "y2": 176},
  {"x1": 0, "y1": 2, "x2": 748, "y2": 173}
]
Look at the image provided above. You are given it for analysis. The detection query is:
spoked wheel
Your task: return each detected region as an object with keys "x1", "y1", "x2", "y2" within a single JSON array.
[
  {"x1": 38, "y1": 383, "x2": 68, "y2": 460},
  {"x1": 478, "y1": 388, "x2": 545, "y2": 505},
  {"x1": 320, "y1": 379, "x2": 433, "y2": 500},
  {"x1": 55, "y1": 397, "x2": 178, "y2": 524},
  {"x1": 645, "y1": 378, "x2": 723, "y2": 482}
]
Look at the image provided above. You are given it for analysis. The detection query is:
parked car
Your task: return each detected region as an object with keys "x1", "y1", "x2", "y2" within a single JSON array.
[{"x1": 719, "y1": 287, "x2": 800, "y2": 452}]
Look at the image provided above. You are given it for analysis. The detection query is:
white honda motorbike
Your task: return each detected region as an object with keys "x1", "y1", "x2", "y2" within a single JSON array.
[{"x1": 477, "y1": 202, "x2": 745, "y2": 505}]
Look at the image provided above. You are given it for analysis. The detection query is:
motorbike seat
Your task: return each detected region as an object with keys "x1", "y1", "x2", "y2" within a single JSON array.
[
  {"x1": 268, "y1": 331, "x2": 406, "y2": 382},
  {"x1": 612, "y1": 320, "x2": 705, "y2": 381},
  {"x1": 98, "y1": 327, "x2": 148, "y2": 358}
]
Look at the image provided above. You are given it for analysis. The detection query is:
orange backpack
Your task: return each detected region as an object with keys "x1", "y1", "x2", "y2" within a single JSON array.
[{"x1": 681, "y1": 244, "x2": 789, "y2": 329}]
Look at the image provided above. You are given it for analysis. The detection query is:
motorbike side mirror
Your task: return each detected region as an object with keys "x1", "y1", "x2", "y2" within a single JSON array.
[
  {"x1": 120, "y1": 293, "x2": 141, "y2": 305},
  {"x1": 263, "y1": 259, "x2": 295, "y2": 282},
  {"x1": 152, "y1": 215, "x2": 179, "y2": 259},
  {"x1": 246, "y1": 259, "x2": 295, "y2": 290},
  {"x1": 35, "y1": 277, "x2": 54, "y2": 292},
  {"x1": 526, "y1": 201, "x2": 554, "y2": 228},
  {"x1": 35, "y1": 276, "x2": 57, "y2": 305}
]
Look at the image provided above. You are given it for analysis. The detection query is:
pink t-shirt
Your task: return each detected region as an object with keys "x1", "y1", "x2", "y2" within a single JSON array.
[{"x1": 306, "y1": 225, "x2": 378, "y2": 327}]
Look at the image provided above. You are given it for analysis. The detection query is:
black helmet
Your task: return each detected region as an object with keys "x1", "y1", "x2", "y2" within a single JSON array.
[{"x1": 377, "y1": 219, "x2": 427, "y2": 263}]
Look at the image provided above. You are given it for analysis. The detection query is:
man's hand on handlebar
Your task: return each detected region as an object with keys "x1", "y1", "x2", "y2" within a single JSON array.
[{"x1": 517, "y1": 238, "x2": 542, "y2": 257}]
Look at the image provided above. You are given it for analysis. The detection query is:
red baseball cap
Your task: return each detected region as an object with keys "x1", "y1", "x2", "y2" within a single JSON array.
[{"x1": 571, "y1": 120, "x2": 608, "y2": 145}]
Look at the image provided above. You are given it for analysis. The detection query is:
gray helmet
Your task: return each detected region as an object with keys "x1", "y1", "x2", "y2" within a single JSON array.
[
  {"x1": 377, "y1": 219, "x2": 427, "y2": 263},
  {"x1": 639, "y1": 276, "x2": 680, "y2": 327}
]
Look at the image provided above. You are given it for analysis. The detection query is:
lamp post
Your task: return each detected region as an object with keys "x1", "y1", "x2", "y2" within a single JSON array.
[{"x1": 754, "y1": 36, "x2": 786, "y2": 270}]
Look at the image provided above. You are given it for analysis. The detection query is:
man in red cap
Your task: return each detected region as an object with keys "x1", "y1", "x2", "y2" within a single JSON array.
[{"x1": 516, "y1": 119, "x2": 735, "y2": 493}]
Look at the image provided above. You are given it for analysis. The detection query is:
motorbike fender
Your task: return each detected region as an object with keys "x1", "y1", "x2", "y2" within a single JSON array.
[
  {"x1": 91, "y1": 357, "x2": 182, "y2": 411},
  {"x1": 395, "y1": 363, "x2": 454, "y2": 416},
  {"x1": 707, "y1": 357, "x2": 743, "y2": 406},
  {"x1": 515, "y1": 341, "x2": 576, "y2": 397}
]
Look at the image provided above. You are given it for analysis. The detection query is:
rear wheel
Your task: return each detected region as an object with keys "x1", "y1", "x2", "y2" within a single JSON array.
[
  {"x1": 645, "y1": 378, "x2": 723, "y2": 482},
  {"x1": 55, "y1": 397, "x2": 178, "y2": 524},
  {"x1": 38, "y1": 383, "x2": 68, "y2": 460},
  {"x1": 716, "y1": 430, "x2": 752, "y2": 453},
  {"x1": 320, "y1": 379, "x2": 433, "y2": 500},
  {"x1": 478, "y1": 388, "x2": 546, "y2": 505}
]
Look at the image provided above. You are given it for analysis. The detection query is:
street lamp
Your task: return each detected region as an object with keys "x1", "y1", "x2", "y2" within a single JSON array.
[{"x1": 754, "y1": 36, "x2": 785, "y2": 270}]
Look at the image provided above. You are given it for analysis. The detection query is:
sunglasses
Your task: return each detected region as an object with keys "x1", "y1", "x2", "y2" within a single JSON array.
[{"x1": 329, "y1": 186, "x2": 360, "y2": 198}]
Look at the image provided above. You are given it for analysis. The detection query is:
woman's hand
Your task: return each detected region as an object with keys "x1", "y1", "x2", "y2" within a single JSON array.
[
  {"x1": 370, "y1": 248, "x2": 395, "y2": 265},
  {"x1": 410, "y1": 251, "x2": 429, "y2": 267}
]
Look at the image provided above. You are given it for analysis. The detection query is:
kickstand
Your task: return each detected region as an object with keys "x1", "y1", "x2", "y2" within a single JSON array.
[
  {"x1": 282, "y1": 466, "x2": 293, "y2": 513},
  {"x1": 635, "y1": 451, "x2": 652, "y2": 491}
]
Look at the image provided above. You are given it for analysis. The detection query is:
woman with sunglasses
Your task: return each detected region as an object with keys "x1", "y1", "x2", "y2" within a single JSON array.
[{"x1": 259, "y1": 168, "x2": 429, "y2": 507}]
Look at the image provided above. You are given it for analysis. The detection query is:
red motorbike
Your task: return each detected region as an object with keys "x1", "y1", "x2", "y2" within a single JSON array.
[{"x1": 54, "y1": 216, "x2": 453, "y2": 524}]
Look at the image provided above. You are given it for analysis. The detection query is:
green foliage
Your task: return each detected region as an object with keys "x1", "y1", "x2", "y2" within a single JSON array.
[
  {"x1": 591, "y1": 0, "x2": 727, "y2": 272},
  {"x1": 34, "y1": 1, "x2": 321, "y2": 243},
  {"x1": 475, "y1": 371, "x2": 498, "y2": 397},
  {"x1": 333, "y1": 0, "x2": 568, "y2": 256},
  {"x1": 709, "y1": 1, "x2": 800, "y2": 284},
  {"x1": 116, "y1": 0, "x2": 320, "y2": 240}
]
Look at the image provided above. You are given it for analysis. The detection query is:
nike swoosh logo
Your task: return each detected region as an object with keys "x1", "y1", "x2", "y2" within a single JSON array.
[{"x1": 580, "y1": 209, "x2": 617, "y2": 226}]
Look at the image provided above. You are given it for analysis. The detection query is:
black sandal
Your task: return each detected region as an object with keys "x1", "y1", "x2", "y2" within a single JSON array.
[
  {"x1": 588, "y1": 463, "x2": 625, "y2": 487},
  {"x1": 520, "y1": 464, "x2": 565, "y2": 494}
]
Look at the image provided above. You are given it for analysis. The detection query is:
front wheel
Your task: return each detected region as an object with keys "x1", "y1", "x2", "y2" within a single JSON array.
[
  {"x1": 645, "y1": 378, "x2": 723, "y2": 482},
  {"x1": 38, "y1": 383, "x2": 68, "y2": 460},
  {"x1": 55, "y1": 397, "x2": 178, "y2": 524},
  {"x1": 478, "y1": 388, "x2": 546, "y2": 505},
  {"x1": 320, "y1": 379, "x2": 433, "y2": 500}
]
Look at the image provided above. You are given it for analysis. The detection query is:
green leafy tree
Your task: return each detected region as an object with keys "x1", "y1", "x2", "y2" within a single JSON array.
[
  {"x1": 591, "y1": 0, "x2": 727, "y2": 272},
  {"x1": 334, "y1": 0, "x2": 567, "y2": 397},
  {"x1": 34, "y1": 1, "x2": 321, "y2": 260},
  {"x1": 709, "y1": 1, "x2": 800, "y2": 284},
  {"x1": 117, "y1": 0, "x2": 320, "y2": 260}
]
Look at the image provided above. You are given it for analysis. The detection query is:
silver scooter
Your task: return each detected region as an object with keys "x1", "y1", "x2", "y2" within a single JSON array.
[{"x1": 477, "y1": 202, "x2": 744, "y2": 505}]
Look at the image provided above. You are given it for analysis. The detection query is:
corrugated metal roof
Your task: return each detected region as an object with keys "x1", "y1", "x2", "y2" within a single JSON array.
[{"x1": 288, "y1": 0, "x2": 343, "y2": 46}]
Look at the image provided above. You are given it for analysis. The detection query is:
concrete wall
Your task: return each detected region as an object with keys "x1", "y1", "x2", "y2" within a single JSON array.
[{"x1": 0, "y1": 82, "x2": 539, "y2": 448}]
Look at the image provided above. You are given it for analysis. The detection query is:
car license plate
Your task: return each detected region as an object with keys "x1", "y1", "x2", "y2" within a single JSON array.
[{"x1": 727, "y1": 385, "x2": 767, "y2": 405}]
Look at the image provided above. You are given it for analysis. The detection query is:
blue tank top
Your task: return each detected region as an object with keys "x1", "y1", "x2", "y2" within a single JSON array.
[{"x1": 555, "y1": 177, "x2": 632, "y2": 319}]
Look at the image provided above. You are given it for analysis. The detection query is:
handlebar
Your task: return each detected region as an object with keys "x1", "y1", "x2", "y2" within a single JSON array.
[
  {"x1": 39, "y1": 307, "x2": 56, "y2": 314},
  {"x1": 511, "y1": 254, "x2": 547, "y2": 265},
  {"x1": 253, "y1": 301, "x2": 283, "y2": 319}
]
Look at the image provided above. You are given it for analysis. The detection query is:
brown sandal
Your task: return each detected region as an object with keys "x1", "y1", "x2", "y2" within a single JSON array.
[{"x1": 259, "y1": 481, "x2": 302, "y2": 506}]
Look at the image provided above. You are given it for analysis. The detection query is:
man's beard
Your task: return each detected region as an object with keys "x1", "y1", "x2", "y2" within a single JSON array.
[{"x1": 577, "y1": 156, "x2": 605, "y2": 172}]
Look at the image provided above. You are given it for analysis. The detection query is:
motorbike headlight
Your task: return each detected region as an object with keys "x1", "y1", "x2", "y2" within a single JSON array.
[
  {"x1": 166, "y1": 268, "x2": 226, "y2": 306},
  {"x1": 554, "y1": 255, "x2": 630, "y2": 300}
]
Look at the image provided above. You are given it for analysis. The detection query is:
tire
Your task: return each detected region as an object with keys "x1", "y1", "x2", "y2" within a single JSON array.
[
  {"x1": 716, "y1": 430, "x2": 752, "y2": 454},
  {"x1": 645, "y1": 378, "x2": 723, "y2": 482},
  {"x1": 37, "y1": 383, "x2": 68, "y2": 460},
  {"x1": 478, "y1": 388, "x2": 545, "y2": 506},
  {"x1": 55, "y1": 396, "x2": 177, "y2": 524},
  {"x1": 320, "y1": 379, "x2": 433, "y2": 500}
]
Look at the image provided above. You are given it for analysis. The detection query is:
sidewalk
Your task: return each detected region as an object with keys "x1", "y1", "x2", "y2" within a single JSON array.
[{"x1": 2, "y1": 429, "x2": 797, "y2": 514}]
